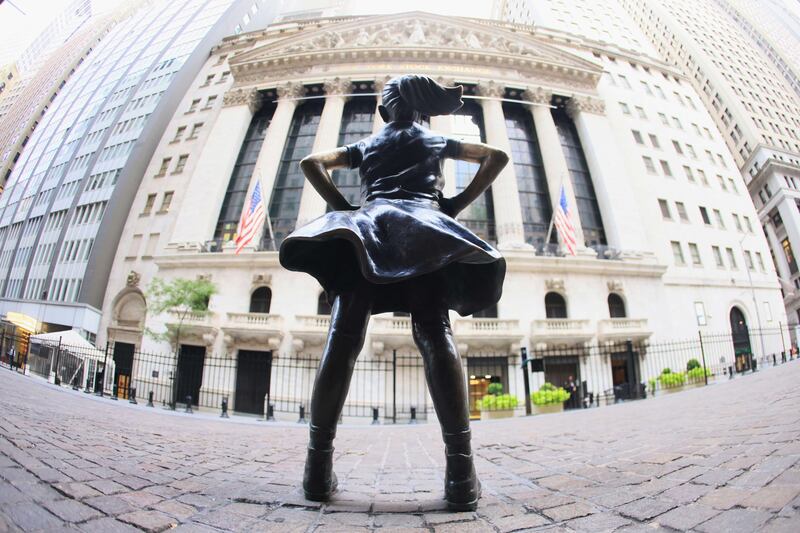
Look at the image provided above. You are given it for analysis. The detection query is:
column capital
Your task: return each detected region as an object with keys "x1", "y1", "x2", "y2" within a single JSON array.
[
  {"x1": 276, "y1": 82, "x2": 305, "y2": 101},
  {"x1": 476, "y1": 81, "x2": 505, "y2": 99},
  {"x1": 323, "y1": 77, "x2": 352, "y2": 97},
  {"x1": 374, "y1": 75, "x2": 393, "y2": 96},
  {"x1": 222, "y1": 87, "x2": 262, "y2": 113},
  {"x1": 522, "y1": 87, "x2": 552, "y2": 105},
  {"x1": 566, "y1": 96, "x2": 606, "y2": 118}
]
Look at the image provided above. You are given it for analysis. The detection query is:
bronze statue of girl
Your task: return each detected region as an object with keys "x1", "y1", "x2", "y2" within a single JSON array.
[{"x1": 280, "y1": 74, "x2": 509, "y2": 511}]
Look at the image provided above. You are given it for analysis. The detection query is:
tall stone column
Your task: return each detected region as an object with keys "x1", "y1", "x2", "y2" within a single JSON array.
[
  {"x1": 525, "y1": 88, "x2": 586, "y2": 249},
  {"x1": 566, "y1": 96, "x2": 648, "y2": 252},
  {"x1": 477, "y1": 82, "x2": 527, "y2": 249},
  {"x1": 764, "y1": 221, "x2": 792, "y2": 281},
  {"x1": 170, "y1": 87, "x2": 261, "y2": 246},
  {"x1": 296, "y1": 78, "x2": 351, "y2": 226},
  {"x1": 372, "y1": 75, "x2": 391, "y2": 135},
  {"x1": 430, "y1": 115, "x2": 457, "y2": 197}
]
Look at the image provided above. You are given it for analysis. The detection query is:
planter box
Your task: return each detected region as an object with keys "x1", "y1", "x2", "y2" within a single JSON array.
[
  {"x1": 480, "y1": 408, "x2": 515, "y2": 420},
  {"x1": 533, "y1": 403, "x2": 563, "y2": 415}
]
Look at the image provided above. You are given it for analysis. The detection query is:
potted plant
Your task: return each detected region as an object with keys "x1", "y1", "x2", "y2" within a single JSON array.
[
  {"x1": 478, "y1": 383, "x2": 518, "y2": 420},
  {"x1": 686, "y1": 365, "x2": 713, "y2": 384},
  {"x1": 531, "y1": 382, "x2": 570, "y2": 414},
  {"x1": 657, "y1": 367, "x2": 686, "y2": 393}
]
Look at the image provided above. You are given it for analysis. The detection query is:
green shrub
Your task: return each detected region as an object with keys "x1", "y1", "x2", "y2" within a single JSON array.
[
  {"x1": 478, "y1": 393, "x2": 518, "y2": 411},
  {"x1": 658, "y1": 371, "x2": 686, "y2": 388},
  {"x1": 686, "y1": 358, "x2": 701, "y2": 371},
  {"x1": 687, "y1": 366, "x2": 712, "y2": 381},
  {"x1": 531, "y1": 382, "x2": 571, "y2": 405},
  {"x1": 661, "y1": 367, "x2": 672, "y2": 375},
  {"x1": 487, "y1": 382, "x2": 504, "y2": 396},
  {"x1": 648, "y1": 377, "x2": 657, "y2": 394}
]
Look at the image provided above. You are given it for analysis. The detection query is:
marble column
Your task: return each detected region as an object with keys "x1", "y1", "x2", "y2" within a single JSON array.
[
  {"x1": 170, "y1": 87, "x2": 262, "y2": 246},
  {"x1": 372, "y1": 75, "x2": 391, "y2": 135},
  {"x1": 566, "y1": 96, "x2": 648, "y2": 252},
  {"x1": 525, "y1": 87, "x2": 586, "y2": 250},
  {"x1": 764, "y1": 221, "x2": 792, "y2": 281},
  {"x1": 296, "y1": 77, "x2": 351, "y2": 226},
  {"x1": 477, "y1": 82, "x2": 527, "y2": 249}
]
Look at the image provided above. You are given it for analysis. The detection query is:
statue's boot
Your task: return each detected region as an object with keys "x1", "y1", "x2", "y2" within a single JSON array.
[
  {"x1": 303, "y1": 426, "x2": 338, "y2": 501},
  {"x1": 443, "y1": 429, "x2": 481, "y2": 511}
]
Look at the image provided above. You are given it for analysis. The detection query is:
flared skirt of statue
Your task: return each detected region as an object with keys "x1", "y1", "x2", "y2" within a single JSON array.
[{"x1": 279, "y1": 198, "x2": 506, "y2": 316}]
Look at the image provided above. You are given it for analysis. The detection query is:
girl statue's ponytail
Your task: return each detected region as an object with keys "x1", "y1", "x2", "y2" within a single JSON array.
[{"x1": 381, "y1": 75, "x2": 463, "y2": 121}]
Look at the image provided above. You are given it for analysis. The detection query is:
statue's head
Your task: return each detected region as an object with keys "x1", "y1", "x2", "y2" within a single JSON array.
[{"x1": 378, "y1": 75, "x2": 464, "y2": 124}]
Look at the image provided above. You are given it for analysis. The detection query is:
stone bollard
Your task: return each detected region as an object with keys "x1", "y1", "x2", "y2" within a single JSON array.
[
  {"x1": 147, "y1": 391, "x2": 154, "y2": 407},
  {"x1": 298, "y1": 404, "x2": 306, "y2": 423},
  {"x1": 221, "y1": 397, "x2": 229, "y2": 418},
  {"x1": 409, "y1": 406, "x2": 417, "y2": 424},
  {"x1": 372, "y1": 407, "x2": 380, "y2": 425},
  {"x1": 129, "y1": 387, "x2": 137, "y2": 405},
  {"x1": 185, "y1": 395, "x2": 193, "y2": 414}
]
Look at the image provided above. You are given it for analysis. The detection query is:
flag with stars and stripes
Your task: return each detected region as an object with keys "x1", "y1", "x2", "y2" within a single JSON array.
[
  {"x1": 235, "y1": 181, "x2": 265, "y2": 254},
  {"x1": 554, "y1": 185, "x2": 577, "y2": 256}
]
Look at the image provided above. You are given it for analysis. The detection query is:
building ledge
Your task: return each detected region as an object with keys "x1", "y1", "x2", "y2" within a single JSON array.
[
  {"x1": 597, "y1": 318, "x2": 652, "y2": 343},
  {"x1": 531, "y1": 319, "x2": 593, "y2": 347},
  {"x1": 221, "y1": 312, "x2": 283, "y2": 351}
]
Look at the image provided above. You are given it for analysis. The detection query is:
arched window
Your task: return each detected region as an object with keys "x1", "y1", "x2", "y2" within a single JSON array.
[
  {"x1": 607, "y1": 293, "x2": 626, "y2": 318},
  {"x1": 473, "y1": 303, "x2": 498, "y2": 318},
  {"x1": 249, "y1": 287, "x2": 272, "y2": 313},
  {"x1": 545, "y1": 292, "x2": 567, "y2": 318},
  {"x1": 317, "y1": 292, "x2": 332, "y2": 315}
]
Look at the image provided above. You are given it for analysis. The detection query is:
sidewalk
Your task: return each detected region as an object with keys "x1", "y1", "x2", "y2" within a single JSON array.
[{"x1": 0, "y1": 361, "x2": 799, "y2": 532}]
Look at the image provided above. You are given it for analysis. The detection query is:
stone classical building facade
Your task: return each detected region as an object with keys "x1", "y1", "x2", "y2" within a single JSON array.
[{"x1": 98, "y1": 12, "x2": 787, "y2": 419}]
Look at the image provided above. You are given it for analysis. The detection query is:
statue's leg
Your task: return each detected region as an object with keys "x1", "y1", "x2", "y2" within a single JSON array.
[
  {"x1": 409, "y1": 283, "x2": 479, "y2": 511},
  {"x1": 304, "y1": 284, "x2": 372, "y2": 501}
]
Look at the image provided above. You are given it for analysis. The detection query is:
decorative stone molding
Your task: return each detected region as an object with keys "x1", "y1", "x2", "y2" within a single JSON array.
[
  {"x1": 222, "y1": 87, "x2": 262, "y2": 113},
  {"x1": 276, "y1": 82, "x2": 305, "y2": 101},
  {"x1": 523, "y1": 87, "x2": 553, "y2": 105},
  {"x1": 374, "y1": 74, "x2": 393, "y2": 97},
  {"x1": 323, "y1": 77, "x2": 352, "y2": 96},
  {"x1": 566, "y1": 95, "x2": 606, "y2": 117},
  {"x1": 607, "y1": 280, "x2": 624, "y2": 293},
  {"x1": 435, "y1": 76, "x2": 456, "y2": 88},
  {"x1": 197, "y1": 274, "x2": 212, "y2": 282},
  {"x1": 252, "y1": 273, "x2": 271, "y2": 285},
  {"x1": 477, "y1": 81, "x2": 505, "y2": 99},
  {"x1": 126, "y1": 271, "x2": 140, "y2": 287},
  {"x1": 545, "y1": 278, "x2": 565, "y2": 291}
]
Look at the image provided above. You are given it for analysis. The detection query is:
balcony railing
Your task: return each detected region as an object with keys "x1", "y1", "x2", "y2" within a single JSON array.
[
  {"x1": 531, "y1": 318, "x2": 594, "y2": 345},
  {"x1": 597, "y1": 318, "x2": 651, "y2": 342},
  {"x1": 167, "y1": 310, "x2": 214, "y2": 326},
  {"x1": 226, "y1": 312, "x2": 283, "y2": 328}
]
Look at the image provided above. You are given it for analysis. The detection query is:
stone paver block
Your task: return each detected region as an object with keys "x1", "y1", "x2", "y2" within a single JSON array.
[
  {"x1": 655, "y1": 502, "x2": 719, "y2": 530},
  {"x1": 698, "y1": 486, "x2": 753, "y2": 510},
  {"x1": 740, "y1": 484, "x2": 800, "y2": 510},
  {"x1": 118, "y1": 510, "x2": 178, "y2": 532},
  {"x1": 43, "y1": 498, "x2": 103, "y2": 522},
  {"x1": 493, "y1": 512, "x2": 550, "y2": 532},
  {"x1": 565, "y1": 512, "x2": 631, "y2": 532},
  {"x1": 660, "y1": 482, "x2": 712, "y2": 504},
  {"x1": 616, "y1": 498, "x2": 677, "y2": 521},
  {"x1": 542, "y1": 502, "x2": 595, "y2": 522},
  {"x1": 695, "y1": 508, "x2": 773, "y2": 533},
  {"x1": 77, "y1": 517, "x2": 143, "y2": 532},
  {"x1": 3, "y1": 503, "x2": 63, "y2": 531}
]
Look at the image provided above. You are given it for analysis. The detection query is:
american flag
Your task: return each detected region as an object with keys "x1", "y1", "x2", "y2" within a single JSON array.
[
  {"x1": 235, "y1": 181, "x2": 265, "y2": 254},
  {"x1": 554, "y1": 185, "x2": 577, "y2": 256}
]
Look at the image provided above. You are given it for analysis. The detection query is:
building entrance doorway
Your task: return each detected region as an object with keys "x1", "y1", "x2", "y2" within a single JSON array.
[
  {"x1": 730, "y1": 307, "x2": 752, "y2": 372},
  {"x1": 112, "y1": 342, "x2": 134, "y2": 399},
  {"x1": 176, "y1": 344, "x2": 205, "y2": 406},
  {"x1": 611, "y1": 348, "x2": 640, "y2": 401},
  {"x1": 235, "y1": 350, "x2": 272, "y2": 415},
  {"x1": 467, "y1": 356, "x2": 508, "y2": 419},
  {"x1": 543, "y1": 355, "x2": 581, "y2": 409}
]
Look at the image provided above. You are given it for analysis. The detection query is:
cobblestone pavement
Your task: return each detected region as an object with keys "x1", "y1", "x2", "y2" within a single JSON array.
[{"x1": 1, "y1": 363, "x2": 800, "y2": 533}]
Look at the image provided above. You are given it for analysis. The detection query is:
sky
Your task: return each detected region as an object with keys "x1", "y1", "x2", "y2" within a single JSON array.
[{"x1": 0, "y1": 0, "x2": 126, "y2": 67}]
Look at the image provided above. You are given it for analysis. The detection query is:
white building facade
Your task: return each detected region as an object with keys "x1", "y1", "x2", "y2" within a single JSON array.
[{"x1": 97, "y1": 12, "x2": 788, "y2": 420}]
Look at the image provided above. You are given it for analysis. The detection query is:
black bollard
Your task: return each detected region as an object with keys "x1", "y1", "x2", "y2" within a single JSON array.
[
  {"x1": 372, "y1": 407, "x2": 380, "y2": 425},
  {"x1": 267, "y1": 403, "x2": 275, "y2": 421},
  {"x1": 298, "y1": 404, "x2": 306, "y2": 423},
  {"x1": 774, "y1": 354, "x2": 778, "y2": 366},
  {"x1": 85, "y1": 377, "x2": 92, "y2": 393},
  {"x1": 147, "y1": 391, "x2": 154, "y2": 407},
  {"x1": 221, "y1": 397, "x2": 229, "y2": 418},
  {"x1": 111, "y1": 384, "x2": 119, "y2": 400},
  {"x1": 184, "y1": 395, "x2": 193, "y2": 414},
  {"x1": 782, "y1": 351, "x2": 787, "y2": 363},
  {"x1": 129, "y1": 387, "x2": 137, "y2": 405},
  {"x1": 409, "y1": 406, "x2": 417, "y2": 424}
]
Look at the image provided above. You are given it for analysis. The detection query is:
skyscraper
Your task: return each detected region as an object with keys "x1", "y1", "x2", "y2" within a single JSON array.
[{"x1": 0, "y1": 0, "x2": 278, "y2": 340}]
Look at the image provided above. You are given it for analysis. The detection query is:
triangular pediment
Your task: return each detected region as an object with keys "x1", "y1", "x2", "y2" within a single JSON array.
[{"x1": 230, "y1": 11, "x2": 602, "y2": 83}]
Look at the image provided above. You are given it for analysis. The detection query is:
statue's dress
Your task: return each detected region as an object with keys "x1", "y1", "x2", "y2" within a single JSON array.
[{"x1": 279, "y1": 121, "x2": 506, "y2": 316}]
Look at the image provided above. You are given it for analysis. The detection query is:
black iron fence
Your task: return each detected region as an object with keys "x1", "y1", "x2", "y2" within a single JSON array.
[{"x1": 1, "y1": 325, "x2": 797, "y2": 423}]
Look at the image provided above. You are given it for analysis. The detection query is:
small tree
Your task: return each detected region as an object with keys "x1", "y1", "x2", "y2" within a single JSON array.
[
  {"x1": 146, "y1": 277, "x2": 216, "y2": 407},
  {"x1": 146, "y1": 277, "x2": 217, "y2": 356}
]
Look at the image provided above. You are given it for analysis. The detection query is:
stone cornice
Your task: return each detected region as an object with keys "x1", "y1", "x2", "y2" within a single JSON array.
[
  {"x1": 523, "y1": 87, "x2": 552, "y2": 105},
  {"x1": 276, "y1": 82, "x2": 305, "y2": 100},
  {"x1": 476, "y1": 81, "x2": 505, "y2": 98},
  {"x1": 222, "y1": 87, "x2": 263, "y2": 113},
  {"x1": 323, "y1": 77, "x2": 352, "y2": 96},
  {"x1": 566, "y1": 95, "x2": 606, "y2": 117}
]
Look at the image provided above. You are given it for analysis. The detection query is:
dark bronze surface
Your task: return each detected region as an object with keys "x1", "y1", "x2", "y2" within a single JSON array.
[{"x1": 279, "y1": 75, "x2": 509, "y2": 510}]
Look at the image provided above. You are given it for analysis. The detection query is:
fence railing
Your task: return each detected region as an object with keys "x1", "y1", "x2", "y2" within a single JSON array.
[{"x1": 1, "y1": 325, "x2": 797, "y2": 423}]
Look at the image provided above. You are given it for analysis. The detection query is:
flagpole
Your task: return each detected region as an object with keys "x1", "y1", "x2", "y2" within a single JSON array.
[
  {"x1": 544, "y1": 174, "x2": 565, "y2": 250},
  {"x1": 255, "y1": 171, "x2": 277, "y2": 251}
]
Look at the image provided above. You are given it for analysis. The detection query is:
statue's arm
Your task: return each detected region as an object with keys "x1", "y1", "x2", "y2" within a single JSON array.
[
  {"x1": 299, "y1": 147, "x2": 358, "y2": 211},
  {"x1": 443, "y1": 141, "x2": 509, "y2": 218}
]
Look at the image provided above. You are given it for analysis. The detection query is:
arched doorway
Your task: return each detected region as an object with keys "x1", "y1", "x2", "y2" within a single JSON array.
[{"x1": 729, "y1": 306, "x2": 752, "y2": 372}]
